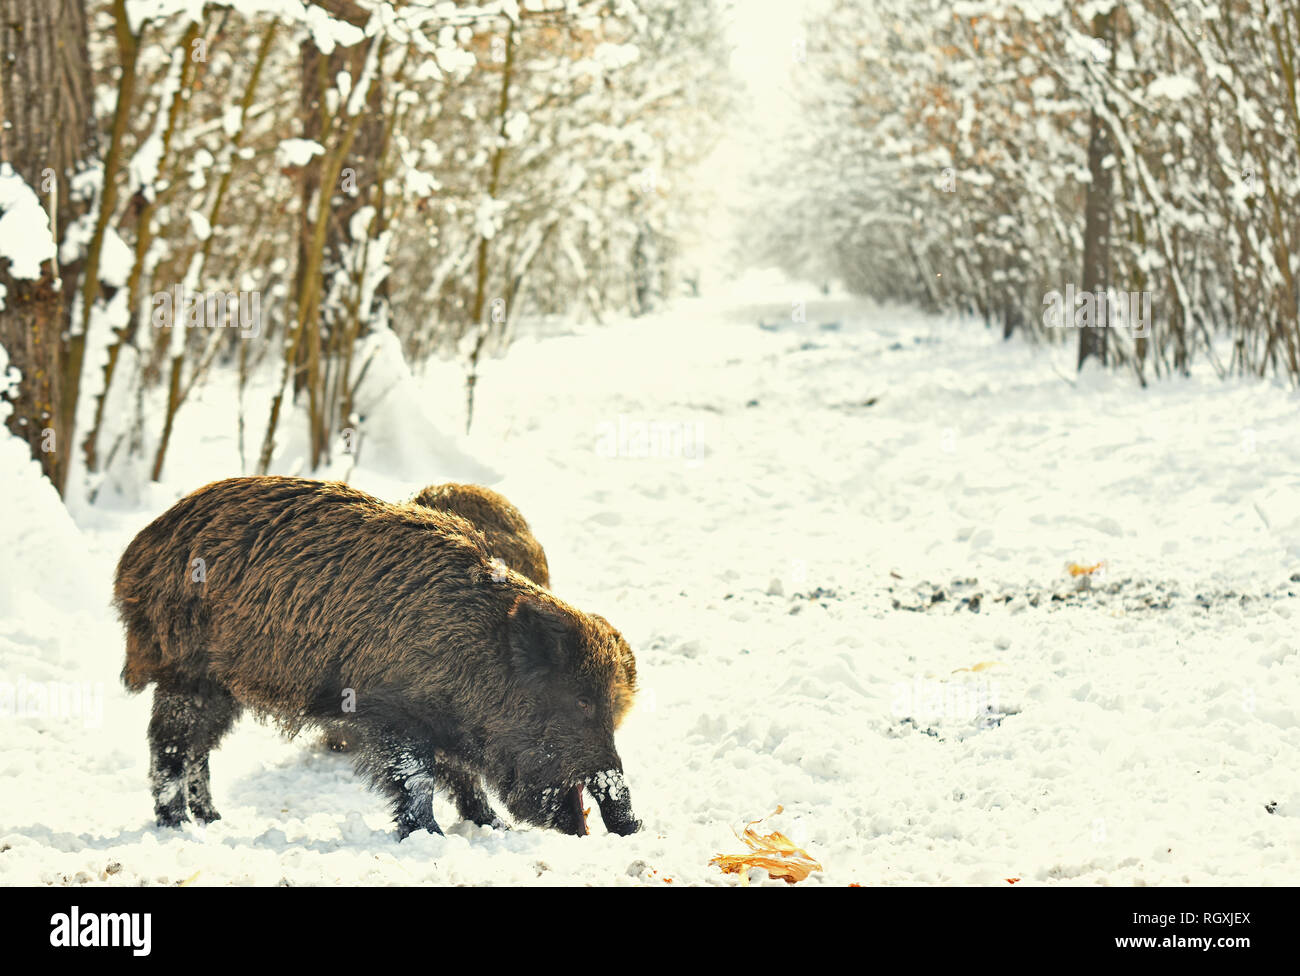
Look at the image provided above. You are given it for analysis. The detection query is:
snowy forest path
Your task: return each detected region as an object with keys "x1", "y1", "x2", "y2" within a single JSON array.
[{"x1": 2, "y1": 285, "x2": 1299, "y2": 884}]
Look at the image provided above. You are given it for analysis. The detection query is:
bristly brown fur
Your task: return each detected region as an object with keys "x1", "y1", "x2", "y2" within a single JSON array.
[
  {"x1": 322, "y1": 482, "x2": 556, "y2": 756},
  {"x1": 407, "y1": 483, "x2": 551, "y2": 588},
  {"x1": 113, "y1": 476, "x2": 640, "y2": 837}
]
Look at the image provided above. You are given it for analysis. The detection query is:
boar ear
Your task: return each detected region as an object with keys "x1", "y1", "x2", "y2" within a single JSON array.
[
  {"x1": 508, "y1": 593, "x2": 574, "y2": 683},
  {"x1": 592, "y1": 614, "x2": 637, "y2": 687}
]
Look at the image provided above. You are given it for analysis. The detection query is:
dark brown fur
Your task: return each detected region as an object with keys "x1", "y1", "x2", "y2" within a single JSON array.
[
  {"x1": 408, "y1": 483, "x2": 550, "y2": 588},
  {"x1": 323, "y1": 481, "x2": 552, "y2": 755},
  {"x1": 114, "y1": 476, "x2": 639, "y2": 838}
]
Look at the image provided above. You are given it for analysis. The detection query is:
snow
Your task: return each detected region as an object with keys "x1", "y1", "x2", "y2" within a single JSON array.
[
  {"x1": 343, "y1": 37, "x2": 382, "y2": 119},
  {"x1": 0, "y1": 166, "x2": 57, "y2": 282},
  {"x1": 128, "y1": 133, "x2": 165, "y2": 201},
  {"x1": 2, "y1": 279, "x2": 1299, "y2": 885},
  {"x1": 504, "y1": 111, "x2": 531, "y2": 144},
  {"x1": 593, "y1": 42, "x2": 640, "y2": 70},
  {"x1": 186, "y1": 148, "x2": 215, "y2": 190},
  {"x1": 1147, "y1": 76, "x2": 1200, "y2": 101},
  {"x1": 435, "y1": 44, "x2": 477, "y2": 76},
  {"x1": 98, "y1": 228, "x2": 135, "y2": 288},
  {"x1": 126, "y1": 1, "x2": 364, "y2": 51},
  {"x1": 188, "y1": 210, "x2": 212, "y2": 243},
  {"x1": 275, "y1": 138, "x2": 325, "y2": 169},
  {"x1": 404, "y1": 169, "x2": 439, "y2": 197}
]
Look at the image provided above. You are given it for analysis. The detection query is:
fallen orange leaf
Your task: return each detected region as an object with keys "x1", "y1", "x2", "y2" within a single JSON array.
[
  {"x1": 710, "y1": 806, "x2": 822, "y2": 885},
  {"x1": 1006, "y1": 877, "x2": 1020, "y2": 884},
  {"x1": 1067, "y1": 561, "x2": 1105, "y2": 577},
  {"x1": 952, "y1": 660, "x2": 1001, "y2": 673}
]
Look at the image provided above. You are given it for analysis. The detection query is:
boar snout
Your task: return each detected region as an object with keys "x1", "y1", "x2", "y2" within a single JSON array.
[
  {"x1": 585, "y1": 768, "x2": 641, "y2": 836},
  {"x1": 533, "y1": 769, "x2": 641, "y2": 837}
]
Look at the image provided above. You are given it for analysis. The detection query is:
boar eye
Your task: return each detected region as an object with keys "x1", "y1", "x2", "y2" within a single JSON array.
[{"x1": 576, "y1": 696, "x2": 592, "y2": 714}]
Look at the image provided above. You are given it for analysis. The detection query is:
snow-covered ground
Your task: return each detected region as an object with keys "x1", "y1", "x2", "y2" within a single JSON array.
[{"x1": 3, "y1": 276, "x2": 1300, "y2": 885}]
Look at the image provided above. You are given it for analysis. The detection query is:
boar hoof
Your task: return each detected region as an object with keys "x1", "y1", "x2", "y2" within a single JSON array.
[
  {"x1": 154, "y1": 808, "x2": 189, "y2": 829},
  {"x1": 395, "y1": 788, "x2": 444, "y2": 840},
  {"x1": 396, "y1": 814, "x2": 444, "y2": 841},
  {"x1": 189, "y1": 803, "x2": 221, "y2": 825}
]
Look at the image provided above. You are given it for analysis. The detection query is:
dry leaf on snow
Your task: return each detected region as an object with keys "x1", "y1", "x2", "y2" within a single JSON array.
[
  {"x1": 951, "y1": 660, "x2": 1001, "y2": 673},
  {"x1": 1067, "y1": 561, "x2": 1105, "y2": 577},
  {"x1": 710, "y1": 806, "x2": 822, "y2": 885}
]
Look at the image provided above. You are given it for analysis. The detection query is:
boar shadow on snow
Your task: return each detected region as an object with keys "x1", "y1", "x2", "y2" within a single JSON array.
[{"x1": 114, "y1": 476, "x2": 640, "y2": 839}]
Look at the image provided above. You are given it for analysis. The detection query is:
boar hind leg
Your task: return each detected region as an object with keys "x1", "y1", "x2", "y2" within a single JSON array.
[
  {"x1": 148, "y1": 683, "x2": 240, "y2": 827},
  {"x1": 362, "y1": 732, "x2": 444, "y2": 840},
  {"x1": 183, "y1": 685, "x2": 240, "y2": 823},
  {"x1": 438, "y1": 765, "x2": 503, "y2": 829}
]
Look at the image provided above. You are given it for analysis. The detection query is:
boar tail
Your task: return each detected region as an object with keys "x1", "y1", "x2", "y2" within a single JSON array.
[
  {"x1": 120, "y1": 621, "x2": 162, "y2": 692},
  {"x1": 115, "y1": 540, "x2": 164, "y2": 693}
]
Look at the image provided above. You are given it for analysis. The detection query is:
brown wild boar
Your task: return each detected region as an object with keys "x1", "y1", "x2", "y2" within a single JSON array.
[
  {"x1": 114, "y1": 476, "x2": 641, "y2": 838},
  {"x1": 409, "y1": 483, "x2": 550, "y2": 588},
  {"x1": 323, "y1": 481, "x2": 551, "y2": 755}
]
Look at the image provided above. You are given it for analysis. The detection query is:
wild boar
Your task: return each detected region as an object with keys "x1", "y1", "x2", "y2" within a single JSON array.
[
  {"x1": 113, "y1": 476, "x2": 641, "y2": 838},
  {"x1": 409, "y1": 483, "x2": 550, "y2": 588}
]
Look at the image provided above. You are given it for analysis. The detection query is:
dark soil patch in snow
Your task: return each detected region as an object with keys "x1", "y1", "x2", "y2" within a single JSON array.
[{"x1": 887, "y1": 574, "x2": 1300, "y2": 616}]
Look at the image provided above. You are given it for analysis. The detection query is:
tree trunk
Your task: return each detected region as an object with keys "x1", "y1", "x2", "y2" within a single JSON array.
[
  {"x1": 86, "y1": 19, "x2": 204, "y2": 477},
  {"x1": 0, "y1": 0, "x2": 95, "y2": 494},
  {"x1": 466, "y1": 20, "x2": 517, "y2": 434},
  {"x1": 288, "y1": 8, "x2": 381, "y2": 469},
  {"x1": 1078, "y1": 9, "x2": 1115, "y2": 370},
  {"x1": 262, "y1": 16, "x2": 374, "y2": 474}
]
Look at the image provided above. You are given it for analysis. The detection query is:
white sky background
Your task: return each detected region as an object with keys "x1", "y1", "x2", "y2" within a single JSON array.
[
  {"x1": 685, "y1": 0, "x2": 830, "y2": 284},
  {"x1": 726, "y1": 0, "x2": 807, "y2": 112}
]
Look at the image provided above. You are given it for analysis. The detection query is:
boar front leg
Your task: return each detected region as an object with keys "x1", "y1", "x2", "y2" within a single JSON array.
[
  {"x1": 437, "y1": 761, "x2": 505, "y2": 829},
  {"x1": 363, "y1": 731, "x2": 445, "y2": 840}
]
